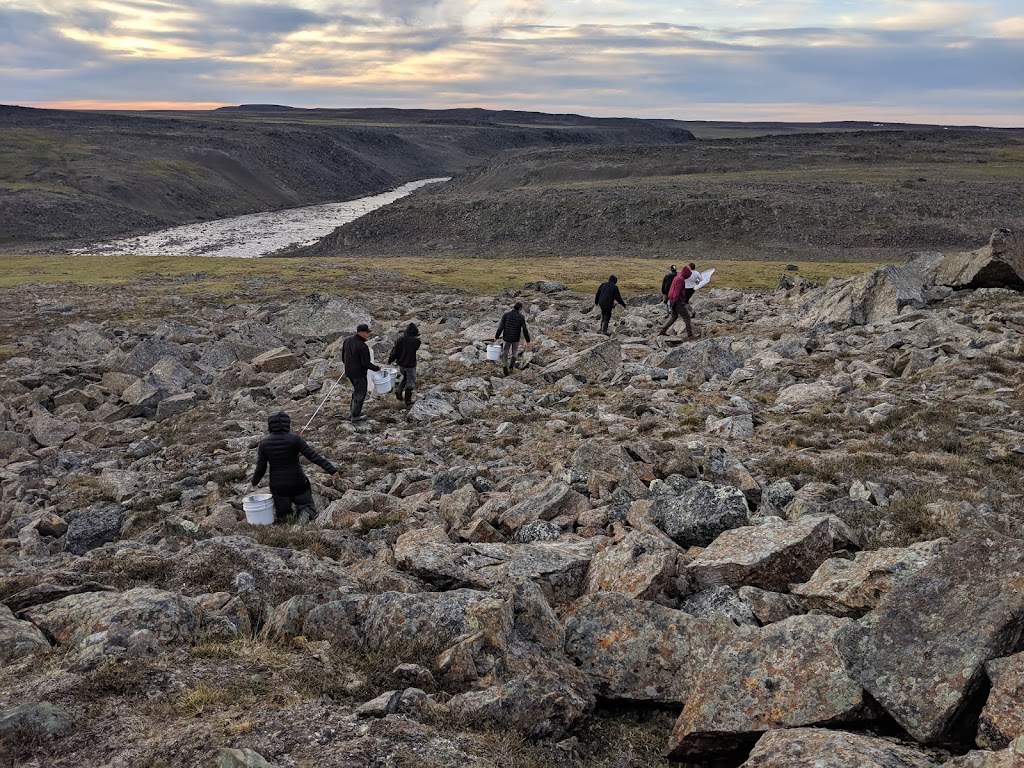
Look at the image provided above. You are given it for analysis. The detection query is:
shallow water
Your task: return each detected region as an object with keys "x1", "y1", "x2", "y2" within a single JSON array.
[{"x1": 72, "y1": 177, "x2": 449, "y2": 258}]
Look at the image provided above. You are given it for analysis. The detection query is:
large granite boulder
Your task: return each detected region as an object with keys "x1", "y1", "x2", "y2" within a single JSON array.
[
  {"x1": 655, "y1": 337, "x2": 745, "y2": 382},
  {"x1": 64, "y1": 504, "x2": 126, "y2": 555},
  {"x1": 792, "y1": 540, "x2": 947, "y2": 618},
  {"x1": 836, "y1": 529, "x2": 1024, "y2": 744},
  {"x1": 0, "y1": 603, "x2": 51, "y2": 662},
  {"x1": 935, "y1": 228, "x2": 1023, "y2": 291},
  {"x1": 667, "y1": 613, "x2": 872, "y2": 759},
  {"x1": 394, "y1": 526, "x2": 594, "y2": 604},
  {"x1": 944, "y1": 737, "x2": 1024, "y2": 768},
  {"x1": 686, "y1": 516, "x2": 833, "y2": 592},
  {"x1": 275, "y1": 293, "x2": 372, "y2": 340},
  {"x1": 648, "y1": 478, "x2": 751, "y2": 547},
  {"x1": 563, "y1": 592, "x2": 727, "y2": 705},
  {"x1": 978, "y1": 652, "x2": 1024, "y2": 749},
  {"x1": 540, "y1": 339, "x2": 621, "y2": 383},
  {"x1": 739, "y1": 727, "x2": 938, "y2": 768},
  {"x1": 583, "y1": 528, "x2": 683, "y2": 601},
  {"x1": 797, "y1": 253, "x2": 942, "y2": 330},
  {"x1": 20, "y1": 587, "x2": 202, "y2": 651}
]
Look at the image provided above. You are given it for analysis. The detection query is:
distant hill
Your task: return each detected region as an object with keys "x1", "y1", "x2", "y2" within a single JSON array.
[{"x1": 0, "y1": 105, "x2": 694, "y2": 246}]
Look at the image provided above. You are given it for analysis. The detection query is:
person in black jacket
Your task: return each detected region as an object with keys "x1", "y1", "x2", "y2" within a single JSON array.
[
  {"x1": 495, "y1": 301, "x2": 531, "y2": 376},
  {"x1": 341, "y1": 323, "x2": 380, "y2": 422},
  {"x1": 594, "y1": 275, "x2": 626, "y2": 335},
  {"x1": 388, "y1": 323, "x2": 421, "y2": 408},
  {"x1": 660, "y1": 265, "x2": 677, "y2": 315},
  {"x1": 251, "y1": 411, "x2": 338, "y2": 524}
]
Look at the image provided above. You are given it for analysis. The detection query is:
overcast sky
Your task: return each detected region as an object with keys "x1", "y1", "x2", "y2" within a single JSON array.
[{"x1": 2, "y1": 0, "x2": 1022, "y2": 126}]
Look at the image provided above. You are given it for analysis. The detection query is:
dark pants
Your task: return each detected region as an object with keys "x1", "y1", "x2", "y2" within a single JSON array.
[
  {"x1": 660, "y1": 301, "x2": 694, "y2": 337},
  {"x1": 684, "y1": 287, "x2": 695, "y2": 303},
  {"x1": 599, "y1": 307, "x2": 613, "y2": 333},
  {"x1": 272, "y1": 486, "x2": 315, "y2": 522},
  {"x1": 500, "y1": 340, "x2": 519, "y2": 370},
  {"x1": 348, "y1": 374, "x2": 367, "y2": 418}
]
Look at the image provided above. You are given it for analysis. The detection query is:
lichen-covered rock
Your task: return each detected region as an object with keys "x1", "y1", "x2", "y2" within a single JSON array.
[
  {"x1": 666, "y1": 613, "x2": 872, "y2": 759},
  {"x1": 0, "y1": 702, "x2": 73, "y2": 740},
  {"x1": 21, "y1": 587, "x2": 202, "y2": 650},
  {"x1": 935, "y1": 228, "x2": 1023, "y2": 291},
  {"x1": 394, "y1": 525, "x2": 593, "y2": 603},
  {"x1": 563, "y1": 591, "x2": 727, "y2": 705},
  {"x1": 0, "y1": 603, "x2": 51, "y2": 662},
  {"x1": 944, "y1": 736, "x2": 1024, "y2": 768},
  {"x1": 792, "y1": 540, "x2": 947, "y2": 618},
  {"x1": 540, "y1": 339, "x2": 621, "y2": 383},
  {"x1": 739, "y1": 727, "x2": 938, "y2": 768},
  {"x1": 583, "y1": 528, "x2": 682, "y2": 601},
  {"x1": 836, "y1": 529, "x2": 1024, "y2": 744},
  {"x1": 681, "y1": 586, "x2": 758, "y2": 626},
  {"x1": 63, "y1": 505, "x2": 126, "y2": 555},
  {"x1": 978, "y1": 652, "x2": 1024, "y2": 749},
  {"x1": 648, "y1": 479, "x2": 750, "y2": 547},
  {"x1": 686, "y1": 515, "x2": 833, "y2": 592}
]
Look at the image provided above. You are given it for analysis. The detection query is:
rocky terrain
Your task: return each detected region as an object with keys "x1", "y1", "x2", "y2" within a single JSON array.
[
  {"x1": 307, "y1": 129, "x2": 1024, "y2": 262},
  {"x1": 1, "y1": 229, "x2": 1024, "y2": 767},
  {"x1": 0, "y1": 105, "x2": 695, "y2": 247}
]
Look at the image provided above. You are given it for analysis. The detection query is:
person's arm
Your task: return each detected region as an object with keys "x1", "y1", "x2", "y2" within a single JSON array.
[
  {"x1": 298, "y1": 436, "x2": 337, "y2": 476},
  {"x1": 495, "y1": 313, "x2": 506, "y2": 340},
  {"x1": 615, "y1": 287, "x2": 625, "y2": 307},
  {"x1": 362, "y1": 344, "x2": 380, "y2": 372},
  {"x1": 522, "y1": 321, "x2": 531, "y2": 343},
  {"x1": 251, "y1": 444, "x2": 268, "y2": 486},
  {"x1": 387, "y1": 339, "x2": 398, "y2": 365},
  {"x1": 594, "y1": 286, "x2": 601, "y2": 305}
]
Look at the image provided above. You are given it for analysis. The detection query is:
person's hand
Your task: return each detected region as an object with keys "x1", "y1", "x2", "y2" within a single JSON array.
[{"x1": 331, "y1": 471, "x2": 340, "y2": 481}]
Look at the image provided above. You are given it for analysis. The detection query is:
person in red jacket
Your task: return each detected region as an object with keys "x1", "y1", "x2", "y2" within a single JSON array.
[{"x1": 659, "y1": 266, "x2": 697, "y2": 338}]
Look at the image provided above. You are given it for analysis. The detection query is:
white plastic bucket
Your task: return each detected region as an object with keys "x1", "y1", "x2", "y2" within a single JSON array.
[
  {"x1": 243, "y1": 493, "x2": 275, "y2": 525},
  {"x1": 370, "y1": 369, "x2": 393, "y2": 394},
  {"x1": 486, "y1": 344, "x2": 502, "y2": 362}
]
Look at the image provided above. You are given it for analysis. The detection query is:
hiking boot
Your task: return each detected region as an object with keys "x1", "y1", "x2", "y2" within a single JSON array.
[
  {"x1": 502, "y1": 366, "x2": 509, "y2": 377},
  {"x1": 395, "y1": 388, "x2": 404, "y2": 402},
  {"x1": 352, "y1": 414, "x2": 367, "y2": 422},
  {"x1": 403, "y1": 390, "x2": 414, "y2": 408}
]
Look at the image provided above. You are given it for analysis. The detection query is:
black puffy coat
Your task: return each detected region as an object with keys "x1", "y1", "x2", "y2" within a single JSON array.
[
  {"x1": 251, "y1": 412, "x2": 336, "y2": 495},
  {"x1": 495, "y1": 310, "x2": 530, "y2": 343},
  {"x1": 595, "y1": 276, "x2": 626, "y2": 310}
]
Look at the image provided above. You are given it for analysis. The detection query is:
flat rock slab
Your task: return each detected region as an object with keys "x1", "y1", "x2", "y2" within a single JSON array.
[
  {"x1": 836, "y1": 529, "x2": 1024, "y2": 744},
  {"x1": 540, "y1": 339, "x2": 621, "y2": 384},
  {"x1": 739, "y1": 727, "x2": 938, "y2": 768},
  {"x1": 792, "y1": 540, "x2": 947, "y2": 618},
  {"x1": 21, "y1": 587, "x2": 202, "y2": 649},
  {"x1": 563, "y1": 591, "x2": 727, "y2": 705},
  {"x1": 667, "y1": 613, "x2": 871, "y2": 760},
  {"x1": 686, "y1": 515, "x2": 833, "y2": 592},
  {"x1": 394, "y1": 525, "x2": 594, "y2": 604}
]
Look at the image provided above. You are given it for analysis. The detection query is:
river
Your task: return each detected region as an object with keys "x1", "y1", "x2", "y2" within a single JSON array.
[{"x1": 72, "y1": 177, "x2": 449, "y2": 258}]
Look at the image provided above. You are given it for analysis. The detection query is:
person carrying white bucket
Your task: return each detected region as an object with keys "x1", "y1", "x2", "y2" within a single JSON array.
[
  {"x1": 250, "y1": 411, "x2": 339, "y2": 524},
  {"x1": 494, "y1": 301, "x2": 531, "y2": 377},
  {"x1": 341, "y1": 323, "x2": 381, "y2": 422},
  {"x1": 387, "y1": 322, "x2": 421, "y2": 408}
]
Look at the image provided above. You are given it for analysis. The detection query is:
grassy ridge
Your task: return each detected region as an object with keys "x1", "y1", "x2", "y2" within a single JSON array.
[{"x1": 0, "y1": 253, "x2": 883, "y2": 295}]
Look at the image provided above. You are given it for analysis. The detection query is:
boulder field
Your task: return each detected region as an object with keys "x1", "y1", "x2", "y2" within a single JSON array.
[{"x1": 1, "y1": 230, "x2": 1023, "y2": 766}]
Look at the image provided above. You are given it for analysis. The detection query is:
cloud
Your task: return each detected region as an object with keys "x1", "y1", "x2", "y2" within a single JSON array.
[{"x1": 4, "y1": 0, "x2": 1023, "y2": 127}]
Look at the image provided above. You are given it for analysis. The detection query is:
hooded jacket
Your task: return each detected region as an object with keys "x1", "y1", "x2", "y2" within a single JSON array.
[
  {"x1": 388, "y1": 324, "x2": 422, "y2": 368},
  {"x1": 595, "y1": 276, "x2": 626, "y2": 310},
  {"x1": 251, "y1": 412, "x2": 336, "y2": 494},
  {"x1": 668, "y1": 267, "x2": 693, "y2": 304}
]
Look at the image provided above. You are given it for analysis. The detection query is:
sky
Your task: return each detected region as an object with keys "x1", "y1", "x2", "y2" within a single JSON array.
[{"x1": 1, "y1": 0, "x2": 1022, "y2": 126}]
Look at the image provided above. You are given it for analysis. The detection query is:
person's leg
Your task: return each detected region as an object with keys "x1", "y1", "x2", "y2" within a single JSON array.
[
  {"x1": 680, "y1": 302, "x2": 696, "y2": 338},
  {"x1": 600, "y1": 308, "x2": 612, "y2": 334},
  {"x1": 271, "y1": 493, "x2": 293, "y2": 524},
  {"x1": 351, "y1": 376, "x2": 368, "y2": 418},
  {"x1": 294, "y1": 487, "x2": 316, "y2": 525},
  {"x1": 507, "y1": 341, "x2": 520, "y2": 371},
  {"x1": 395, "y1": 369, "x2": 405, "y2": 401},
  {"x1": 402, "y1": 366, "x2": 416, "y2": 406},
  {"x1": 659, "y1": 304, "x2": 680, "y2": 335}
]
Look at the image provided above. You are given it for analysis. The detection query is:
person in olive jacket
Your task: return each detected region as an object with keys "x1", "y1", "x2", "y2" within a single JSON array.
[
  {"x1": 341, "y1": 323, "x2": 381, "y2": 421},
  {"x1": 251, "y1": 411, "x2": 338, "y2": 523},
  {"x1": 388, "y1": 322, "x2": 421, "y2": 407}
]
